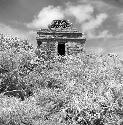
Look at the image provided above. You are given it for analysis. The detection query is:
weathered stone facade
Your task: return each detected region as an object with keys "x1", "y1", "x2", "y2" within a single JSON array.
[
  {"x1": 66, "y1": 42, "x2": 84, "y2": 55},
  {"x1": 36, "y1": 20, "x2": 86, "y2": 58}
]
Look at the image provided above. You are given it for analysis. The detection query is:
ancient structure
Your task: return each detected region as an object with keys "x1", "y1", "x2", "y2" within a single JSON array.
[{"x1": 36, "y1": 20, "x2": 86, "y2": 58}]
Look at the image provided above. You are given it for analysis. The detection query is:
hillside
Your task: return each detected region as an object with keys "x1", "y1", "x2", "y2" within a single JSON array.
[{"x1": 0, "y1": 34, "x2": 123, "y2": 125}]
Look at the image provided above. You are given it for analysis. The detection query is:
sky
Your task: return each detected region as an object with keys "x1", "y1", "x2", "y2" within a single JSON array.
[{"x1": 0, "y1": 0, "x2": 123, "y2": 58}]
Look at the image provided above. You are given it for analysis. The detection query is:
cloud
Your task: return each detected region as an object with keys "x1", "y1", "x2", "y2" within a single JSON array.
[
  {"x1": 102, "y1": 0, "x2": 123, "y2": 8},
  {"x1": 0, "y1": 23, "x2": 27, "y2": 39},
  {"x1": 0, "y1": 23, "x2": 37, "y2": 47},
  {"x1": 114, "y1": 33, "x2": 123, "y2": 39},
  {"x1": 26, "y1": 2, "x2": 110, "y2": 39},
  {"x1": 80, "y1": 13, "x2": 109, "y2": 39},
  {"x1": 65, "y1": 3, "x2": 109, "y2": 39},
  {"x1": 82, "y1": 13, "x2": 108, "y2": 32},
  {"x1": 26, "y1": 5, "x2": 64, "y2": 29},
  {"x1": 85, "y1": 30, "x2": 113, "y2": 39},
  {"x1": 117, "y1": 13, "x2": 123, "y2": 27},
  {"x1": 65, "y1": 4, "x2": 94, "y2": 23},
  {"x1": 79, "y1": 0, "x2": 123, "y2": 8}
]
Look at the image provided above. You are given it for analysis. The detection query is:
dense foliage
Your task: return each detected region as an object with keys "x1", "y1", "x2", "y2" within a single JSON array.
[
  {"x1": 0, "y1": 33, "x2": 123, "y2": 125},
  {"x1": 0, "y1": 34, "x2": 36, "y2": 100}
]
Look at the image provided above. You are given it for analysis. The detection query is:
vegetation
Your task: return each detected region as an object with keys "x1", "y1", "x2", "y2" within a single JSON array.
[{"x1": 0, "y1": 33, "x2": 123, "y2": 125}]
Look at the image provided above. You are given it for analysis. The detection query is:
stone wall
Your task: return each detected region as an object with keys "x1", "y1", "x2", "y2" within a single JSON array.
[
  {"x1": 66, "y1": 42, "x2": 84, "y2": 55},
  {"x1": 37, "y1": 41, "x2": 84, "y2": 58}
]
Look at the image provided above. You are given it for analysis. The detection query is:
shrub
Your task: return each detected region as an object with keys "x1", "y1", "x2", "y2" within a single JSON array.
[
  {"x1": 0, "y1": 34, "x2": 36, "y2": 100},
  {"x1": 0, "y1": 33, "x2": 123, "y2": 124}
]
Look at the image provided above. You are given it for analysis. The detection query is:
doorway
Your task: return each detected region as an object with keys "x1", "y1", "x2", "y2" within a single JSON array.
[{"x1": 58, "y1": 42, "x2": 65, "y2": 56}]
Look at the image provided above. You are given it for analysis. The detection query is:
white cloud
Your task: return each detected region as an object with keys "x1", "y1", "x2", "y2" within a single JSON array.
[
  {"x1": 114, "y1": 33, "x2": 123, "y2": 39},
  {"x1": 0, "y1": 23, "x2": 37, "y2": 47},
  {"x1": 97, "y1": 30, "x2": 112, "y2": 38},
  {"x1": 82, "y1": 13, "x2": 108, "y2": 32},
  {"x1": 26, "y1": 5, "x2": 64, "y2": 29},
  {"x1": 0, "y1": 23, "x2": 27, "y2": 39},
  {"x1": 117, "y1": 13, "x2": 123, "y2": 27},
  {"x1": 79, "y1": 0, "x2": 116, "y2": 9},
  {"x1": 65, "y1": 3, "x2": 109, "y2": 39},
  {"x1": 26, "y1": 2, "x2": 110, "y2": 39},
  {"x1": 85, "y1": 29, "x2": 113, "y2": 39},
  {"x1": 65, "y1": 4, "x2": 94, "y2": 23}
]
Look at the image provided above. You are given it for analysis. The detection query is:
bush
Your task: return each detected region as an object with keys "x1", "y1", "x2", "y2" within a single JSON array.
[
  {"x1": 0, "y1": 34, "x2": 36, "y2": 100},
  {"x1": 0, "y1": 33, "x2": 123, "y2": 124}
]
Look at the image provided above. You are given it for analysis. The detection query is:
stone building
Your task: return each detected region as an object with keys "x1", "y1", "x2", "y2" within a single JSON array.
[{"x1": 36, "y1": 20, "x2": 86, "y2": 59}]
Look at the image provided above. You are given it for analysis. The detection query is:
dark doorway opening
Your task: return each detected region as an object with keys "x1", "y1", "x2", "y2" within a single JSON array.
[
  {"x1": 58, "y1": 43, "x2": 65, "y2": 56},
  {"x1": 37, "y1": 39, "x2": 42, "y2": 46}
]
